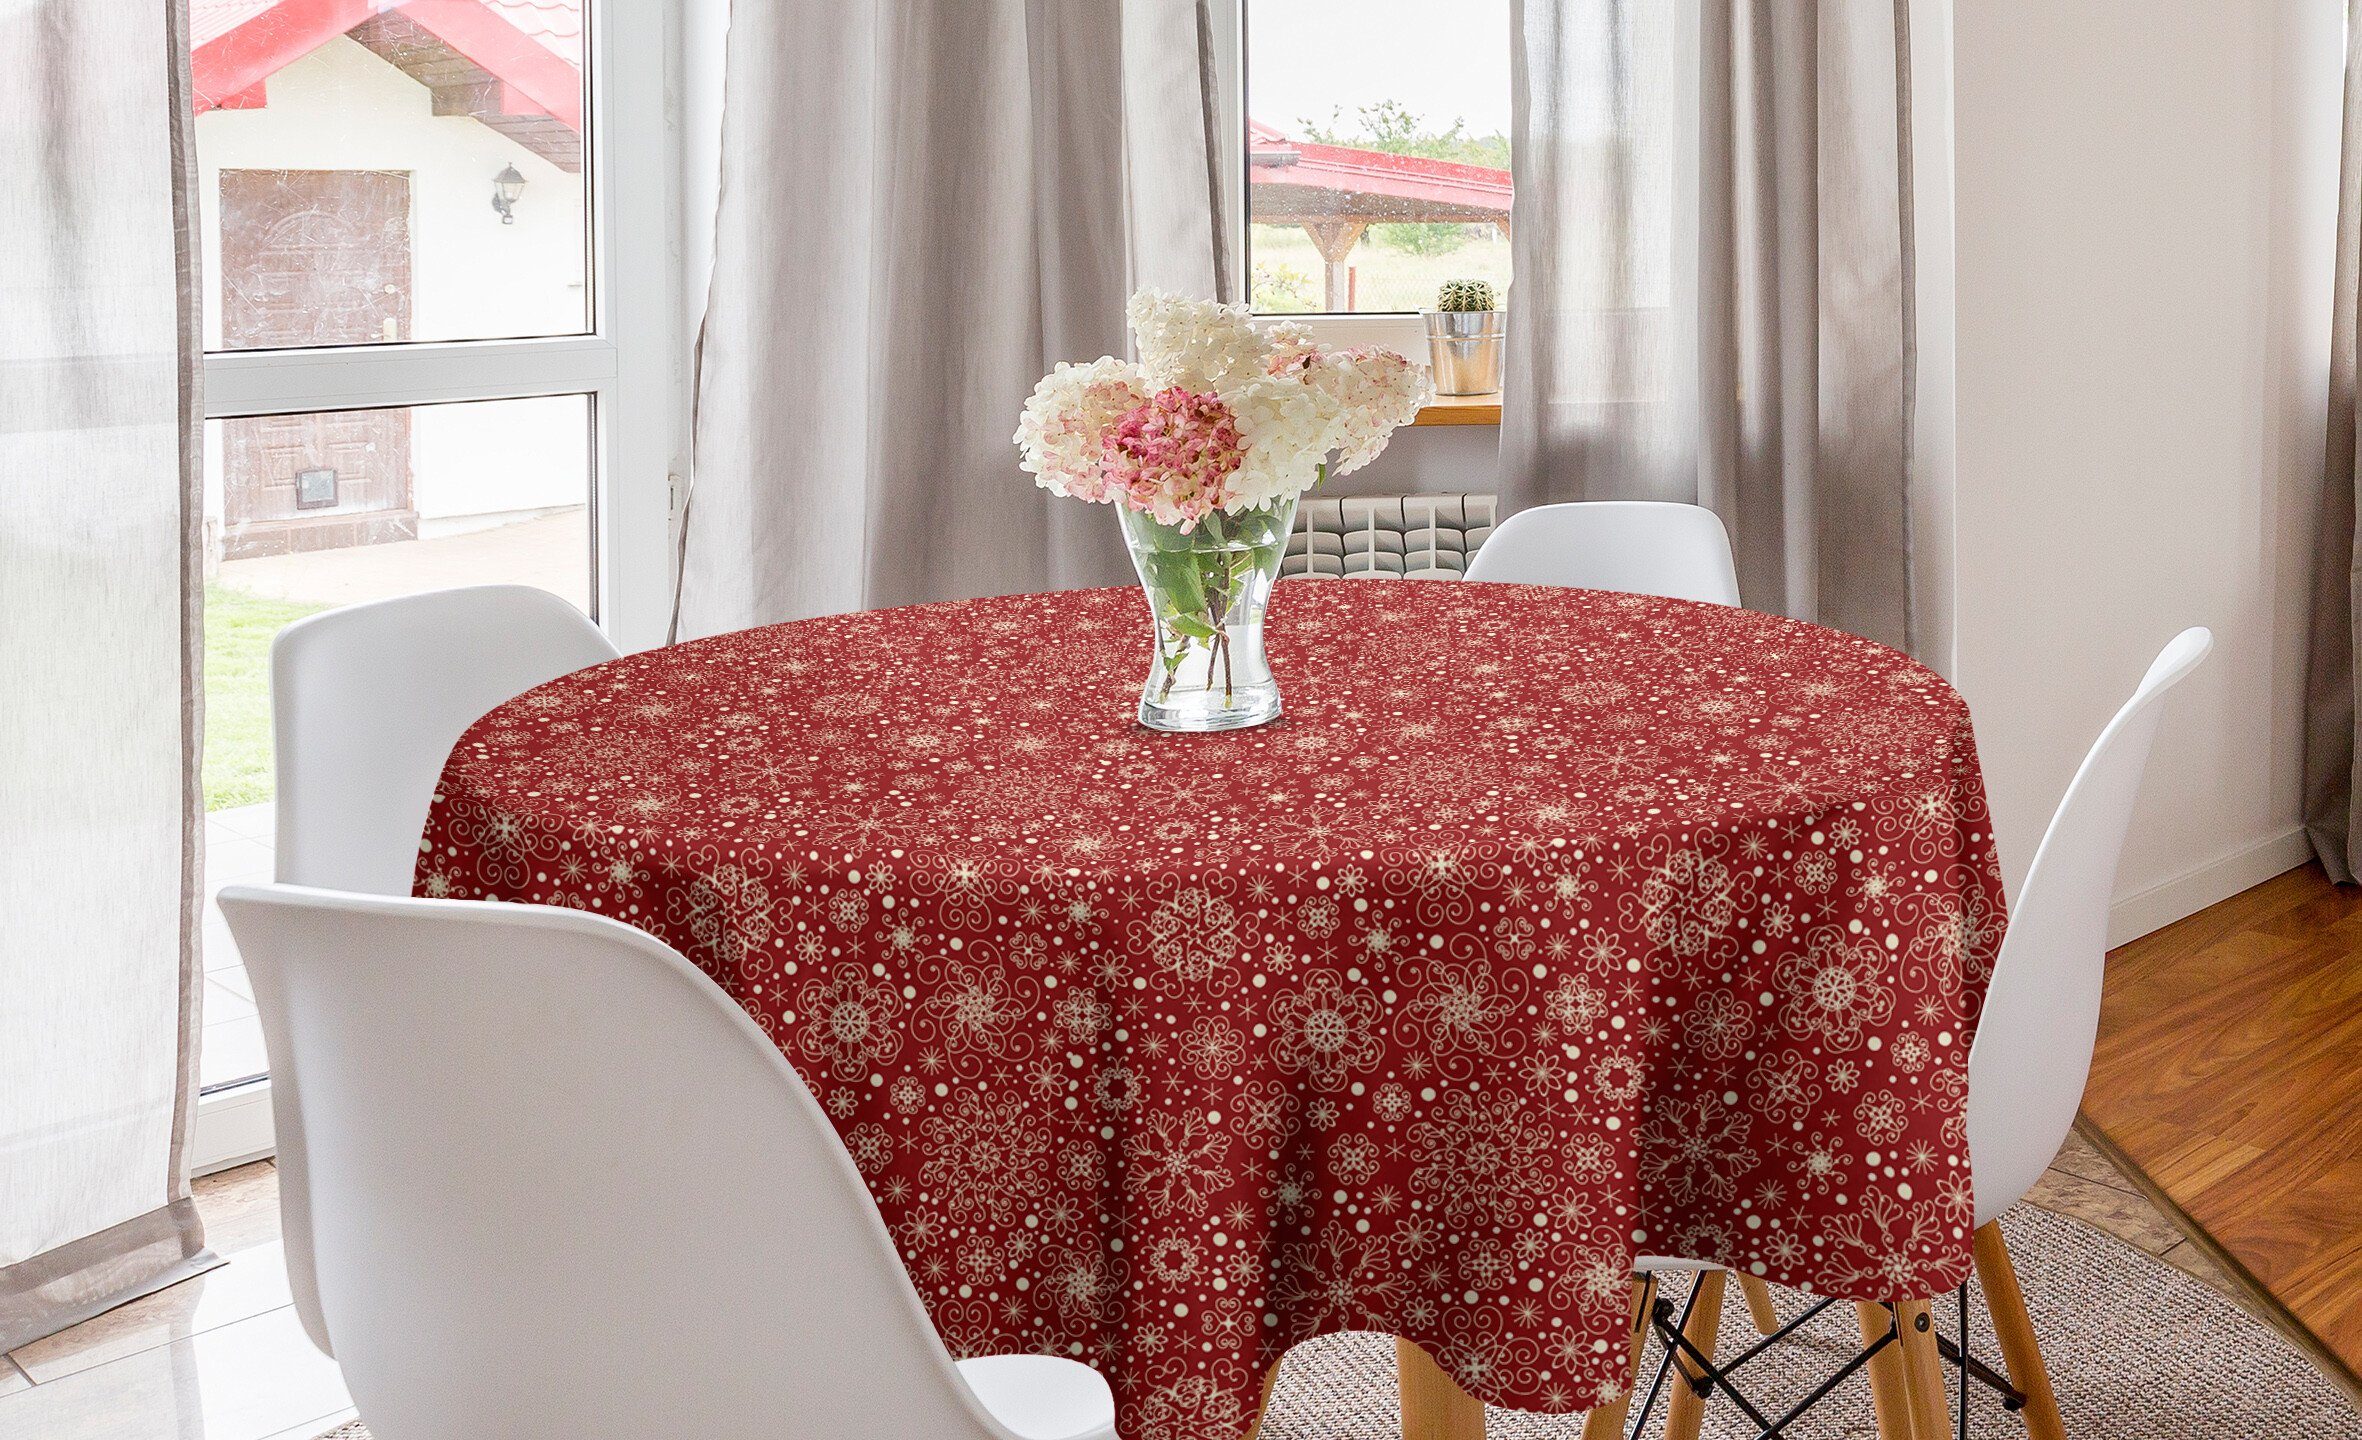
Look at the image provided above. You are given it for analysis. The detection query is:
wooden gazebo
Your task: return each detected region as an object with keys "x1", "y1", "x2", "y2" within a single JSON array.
[{"x1": 1249, "y1": 120, "x2": 1512, "y2": 310}]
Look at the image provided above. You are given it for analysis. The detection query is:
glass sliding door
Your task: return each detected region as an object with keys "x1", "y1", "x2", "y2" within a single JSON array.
[{"x1": 189, "y1": 0, "x2": 672, "y2": 1100}]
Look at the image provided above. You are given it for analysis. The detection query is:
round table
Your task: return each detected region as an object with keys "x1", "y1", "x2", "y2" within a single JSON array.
[{"x1": 419, "y1": 582, "x2": 2006, "y2": 1437}]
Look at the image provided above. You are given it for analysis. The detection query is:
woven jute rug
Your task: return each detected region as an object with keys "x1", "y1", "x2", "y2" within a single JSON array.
[{"x1": 316, "y1": 1206, "x2": 2360, "y2": 1439}]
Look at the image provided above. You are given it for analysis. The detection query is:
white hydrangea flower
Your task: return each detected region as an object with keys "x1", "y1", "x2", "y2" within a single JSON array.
[
  {"x1": 1013, "y1": 356, "x2": 1146, "y2": 501},
  {"x1": 1300, "y1": 348, "x2": 1430, "y2": 475},
  {"x1": 1261, "y1": 320, "x2": 1322, "y2": 375},
  {"x1": 1222, "y1": 373, "x2": 1335, "y2": 512},
  {"x1": 1128, "y1": 290, "x2": 1268, "y2": 395}
]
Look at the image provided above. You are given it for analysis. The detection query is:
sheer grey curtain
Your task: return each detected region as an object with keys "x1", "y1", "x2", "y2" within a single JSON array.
[
  {"x1": 1503, "y1": 0, "x2": 1917, "y2": 651},
  {"x1": 676, "y1": 0, "x2": 1228, "y2": 636},
  {"x1": 0, "y1": 0, "x2": 215, "y2": 1350},
  {"x1": 2304, "y1": 0, "x2": 2362, "y2": 882}
]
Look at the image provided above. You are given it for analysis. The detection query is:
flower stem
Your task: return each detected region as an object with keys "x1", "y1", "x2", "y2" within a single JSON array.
[{"x1": 1206, "y1": 569, "x2": 1233, "y2": 702}]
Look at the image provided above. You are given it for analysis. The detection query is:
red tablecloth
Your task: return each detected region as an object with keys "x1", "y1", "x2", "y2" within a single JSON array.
[{"x1": 419, "y1": 582, "x2": 2005, "y2": 1434}]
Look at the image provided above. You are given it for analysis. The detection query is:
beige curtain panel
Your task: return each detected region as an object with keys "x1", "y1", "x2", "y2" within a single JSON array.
[
  {"x1": 0, "y1": 0, "x2": 216, "y2": 1349},
  {"x1": 676, "y1": 0, "x2": 1229, "y2": 635},
  {"x1": 2305, "y1": 0, "x2": 2362, "y2": 883},
  {"x1": 1502, "y1": 0, "x2": 1917, "y2": 651}
]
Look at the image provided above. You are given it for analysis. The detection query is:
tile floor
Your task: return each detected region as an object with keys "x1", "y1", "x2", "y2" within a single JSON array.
[
  {"x1": 0, "y1": 1128, "x2": 2317, "y2": 1440},
  {"x1": 2036, "y1": 1127, "x2": 2249, "y2": 1307},
  {"x1": 0, "y1": 1162, "x2": 356, "y2": 1440},
  {"x1": 202, "y1": 804, "x2": 278, "y2": 1093}
]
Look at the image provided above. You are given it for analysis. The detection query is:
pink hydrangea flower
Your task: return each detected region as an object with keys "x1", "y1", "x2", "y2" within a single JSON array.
[{"x1": 1099, "y1": 388, "x2": 1244, "y2": 530}]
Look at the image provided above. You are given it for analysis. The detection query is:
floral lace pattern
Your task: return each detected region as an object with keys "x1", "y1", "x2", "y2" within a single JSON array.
[{"x1": 419, "y1": 582, "x2": 2006, "y2": 1434}]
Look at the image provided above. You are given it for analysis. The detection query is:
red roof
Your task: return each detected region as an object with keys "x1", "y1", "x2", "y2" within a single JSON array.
[
  {"x1": 1249, "y1": 120, "x2": 1511, "y2": 221},
  {"x1": 192, "y1": 0, "x2": 581, "y2": 131}
]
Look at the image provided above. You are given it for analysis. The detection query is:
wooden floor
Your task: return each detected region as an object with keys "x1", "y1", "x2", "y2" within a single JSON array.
[{"x1": 2085, "y1": 861, "x2": 2362, "y2": 1400}]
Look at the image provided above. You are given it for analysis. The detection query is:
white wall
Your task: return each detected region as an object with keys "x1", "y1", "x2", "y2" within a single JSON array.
[
  {"x1": 1905, "y1": 0, "x2": 1959, "y2": 679},
  {"x1": 1325, "y1": 423, "x2": 1499, "y2": 497},
  {"x1": 1948, "y1": 0, "x2": 2341, "y2": 932},
  {"x1": 196, "y1": 37, "x2": 589, "y2": 522}
]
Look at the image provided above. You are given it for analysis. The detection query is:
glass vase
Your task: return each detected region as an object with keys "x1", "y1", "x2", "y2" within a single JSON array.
[{"x1": 1119, "y1": 496, "x2": 1298, "y2": 732}]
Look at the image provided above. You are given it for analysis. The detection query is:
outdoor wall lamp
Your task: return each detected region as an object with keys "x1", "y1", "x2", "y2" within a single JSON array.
[{"x1": 491, "y1": 164, "x2": 527, "y2": 225}]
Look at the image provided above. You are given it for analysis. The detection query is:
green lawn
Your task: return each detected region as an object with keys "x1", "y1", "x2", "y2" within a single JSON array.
[
  {"x1": 1250, "y1": 223, "x2": 1513, "y2": 315},
  {"x1": 203, "y1": 585, "x2": 327, "y2": 812}
]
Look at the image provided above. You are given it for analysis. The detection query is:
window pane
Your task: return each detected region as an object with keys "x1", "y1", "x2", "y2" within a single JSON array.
[
  {"x1": 193, "y1": 0, "x2": 588, "y2": 349},
  {"x1": 198, "y1": 393, "x2": 591, "y2": 1090},
  {"x1": 202, "y1": 393, "x2": 592, "y2": 807},
  {"x1": 1245, "y1": 0, "x2": 1512, "y2": 314}
]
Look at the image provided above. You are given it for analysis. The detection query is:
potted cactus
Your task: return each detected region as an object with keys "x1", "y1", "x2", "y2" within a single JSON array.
[
  {"x1": 1436, "y1": 279, "x2": 1496, "y2": 313},
  {"x1": 1426, "y1": 278, "x2": 1505, "y2": 396}
]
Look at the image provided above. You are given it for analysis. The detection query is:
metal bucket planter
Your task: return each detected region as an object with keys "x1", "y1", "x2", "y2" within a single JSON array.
[{"x1": 1426, "y1": 311, "x2": 1506, "y2": 396}]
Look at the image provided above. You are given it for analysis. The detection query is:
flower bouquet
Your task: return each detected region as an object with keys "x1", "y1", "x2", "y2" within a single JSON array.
[{"x1": 1015, "y1": 292, "x2": 1427, "y2": 731}]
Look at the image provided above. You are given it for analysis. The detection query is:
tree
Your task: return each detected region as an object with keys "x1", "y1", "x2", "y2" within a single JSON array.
[
  {"x1": 1251, "y1": 258, "x2": 1315, "y2": 312},
  {"x1": 1300, "y1": 100, "x2": 1510, "y2": 171}
]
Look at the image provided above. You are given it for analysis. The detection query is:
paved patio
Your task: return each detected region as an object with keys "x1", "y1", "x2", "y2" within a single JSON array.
[
  {"x1": 217, "y1": 507, "x2": 589, "y2": 610},
  {"x1": 201, "y1": 803, "x2": 274, "y2": 1091}
]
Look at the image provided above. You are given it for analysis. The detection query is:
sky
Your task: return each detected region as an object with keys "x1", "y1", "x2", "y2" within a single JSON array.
[{"x1": 1246, "y1": 0, "x2": 1512, "y2": 141}]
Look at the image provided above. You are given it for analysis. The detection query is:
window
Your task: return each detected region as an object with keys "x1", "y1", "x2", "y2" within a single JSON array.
[
  {"x1": 1242, "y1": 0, "x2": 1513, "y2": 317},
  {"x1": 199, "y1": 3, "x2": 591, "y2": 349},
  {"x1": 191, "y1": 0, "x2": 675, "y2": 1103},
  {"x1": 203, "y1": 395, "x2": 594, "y2": 616}
]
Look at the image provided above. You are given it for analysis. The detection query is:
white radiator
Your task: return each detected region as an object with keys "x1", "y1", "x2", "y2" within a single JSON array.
[{"x1": 1284, "y1": 494, "x2": 1497, "y2": 581}]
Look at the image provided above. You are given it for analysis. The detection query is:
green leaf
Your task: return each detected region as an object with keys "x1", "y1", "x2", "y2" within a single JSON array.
[
  {"x1": 1166, "y1": 614, "x2": 1218, "y2": 640},
  {"x1": 1151, "y1": 554, "x2": 1206, "y2": 615},
  {"x1": 1131, "y1": 515, "x2": 1193, "y2": 552}
]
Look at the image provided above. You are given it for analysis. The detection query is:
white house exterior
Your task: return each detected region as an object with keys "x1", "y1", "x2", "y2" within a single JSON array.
[{"x1": 194, "y1": 6, "x2": 589, "y2": 564}]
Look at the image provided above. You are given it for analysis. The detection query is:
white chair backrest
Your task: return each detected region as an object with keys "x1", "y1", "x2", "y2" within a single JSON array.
[
  {"x1": 217, "y1": 884, "x2": 1028, "y2": 1440},
  {"x1": 1463, "y1": 501, "x2": 1743, "y2": 605},
  {"x1": 1967, "y1": 627, "x2": 2212, "y2": 1226},
  {"x1": 271, "y1": 585, "x2": 617, "y2": 894}
]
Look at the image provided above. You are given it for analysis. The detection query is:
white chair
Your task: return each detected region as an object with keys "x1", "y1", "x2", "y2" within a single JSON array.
[
  {"x1": 271, "y1": 584, "x2": 618, "y2": 894},
  {"x1": 218, "y1": 883, "x2": 1118, "y2": 1440},
  {"x1": 1949, "y1": 624, "x2": 2212, "y2": 1437},
  {"x1": 1615, "y1": 627, "x2": 2214, "y2": 1440},
  {"x1": 1463, "y1": 500, "x2": 1743, "y2": 605}
]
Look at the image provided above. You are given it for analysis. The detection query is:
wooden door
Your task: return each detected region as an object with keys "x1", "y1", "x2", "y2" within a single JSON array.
[{"x1": 218, "y1": 169, "x2": 417, "y2": 558}]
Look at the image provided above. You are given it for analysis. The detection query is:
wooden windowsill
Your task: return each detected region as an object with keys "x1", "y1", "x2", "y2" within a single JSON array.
[{"x1": 1412, "y1": 393, "x2": 1501, "y2": 427}]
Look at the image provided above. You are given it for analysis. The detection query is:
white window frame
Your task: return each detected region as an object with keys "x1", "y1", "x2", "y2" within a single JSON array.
[
  {"x1": 198, "y1": 0, "x2": 682, "y2": 654},
  {"x1": 1216, "y1": 0, "x2": 1432, "y2": 359},
  {"x1": 193, "y1": 0, "x2": 683, "y2": 1173}
]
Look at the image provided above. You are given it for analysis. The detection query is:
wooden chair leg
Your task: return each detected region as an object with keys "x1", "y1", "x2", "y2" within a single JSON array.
[
  {"x1": 1974, "y1": 1221, "x2": 2068, "y2": 1440},
  {"x1": 1736, "y1": 1274, "x2": 1781, "y2": 1337},
  {"x1": 1895, "y1": 1298, "x2": 1952, "y2": 1440},
  {"x1": 1582, "y1": 1273, "x2": 1657, "y2": 1440},
  {"x1": 1397, "y1": 1336, "x2": 1486, "y2": 1440},
  {"x1": 1854, "y1": 1301, "x2": 1916, "y2": 1440},
  {"x1": 1663, "y1": 1270, "x2": 1726, "y2": 1440},
  {"x1": 1241, "y1": 1357, "x2": 1283, "y2": 1440}
]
